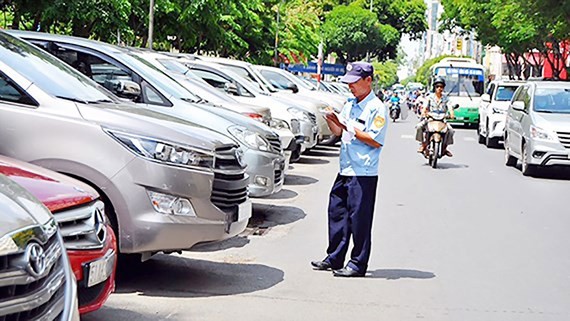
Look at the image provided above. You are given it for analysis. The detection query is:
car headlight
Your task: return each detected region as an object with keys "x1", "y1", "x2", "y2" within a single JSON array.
[
  {"x1": 269, "y1": 118, "x2": 290, "y2": 130},
  {"x1": 530, "y1": 125, "x2": 556, "y2": 141},
  {"x1": 492, "y1": 107, "x2": 506, "y2": 114},
  {"x1": 228, "y1": 125, "x2": 270, "y2": 151},
  {"x1": 105, "y1": 130, "x2": 214, "y2": 169},
  {"x1": 287, "y1": 107, "x2": 310, "y2": 122}
]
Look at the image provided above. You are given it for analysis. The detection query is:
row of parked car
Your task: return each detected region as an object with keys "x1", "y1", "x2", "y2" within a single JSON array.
[
  {"x1": 0, "y1": 30, "x2": 351, "y2": 320},
  {"x1": 477, "y1": 79, "x2": 570, "y2": 176}
]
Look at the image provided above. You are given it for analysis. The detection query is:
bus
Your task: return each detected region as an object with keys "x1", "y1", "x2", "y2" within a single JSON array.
[{"x1": 430, "y1": 57, "x2": 485, "y2": 126}]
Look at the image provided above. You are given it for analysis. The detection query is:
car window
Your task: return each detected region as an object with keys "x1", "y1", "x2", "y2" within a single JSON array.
[
  {"x1": 533, "y1": 87, "x2": 570, "y2": 114},
  {"x1": 495, "y1": 86, "x2": 519, "y2": 101},
  {"x1": 259, "y1": 70, "x2": 291, "y2": 90},
  {"x1": 523, "y1": 87, "x2": 532, "y2": 111},
  {"x1": 0, "y1": 72, "x2": 37, "y2": 106},
  {"x1": 189, "y1": 68, "x2": 254, "y2": 98},
  {"x1": 512, "y1": 86, "x2": 526, "y2": 102}
]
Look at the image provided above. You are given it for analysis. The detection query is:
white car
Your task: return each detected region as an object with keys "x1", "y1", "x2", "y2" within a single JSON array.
[{"x1": 478, "y1": 80, "x2": 524, "y2": 147}]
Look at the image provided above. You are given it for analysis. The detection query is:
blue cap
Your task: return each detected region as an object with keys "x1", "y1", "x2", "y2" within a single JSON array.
[{"x1": 340, "y1": 62, "x2": 374, "y2": 84}]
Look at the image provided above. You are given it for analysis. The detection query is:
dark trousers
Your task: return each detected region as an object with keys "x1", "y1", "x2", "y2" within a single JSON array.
[{"x1": 325, "y1": 174, "x2": 378, "y2": 273}]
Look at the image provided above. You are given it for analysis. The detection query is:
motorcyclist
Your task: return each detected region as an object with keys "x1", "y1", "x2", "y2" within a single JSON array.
[
  {"x1": 389, "y1": 92, "x2": 401, "y2": 106},
  {"x1": 416, "y1": 77, "x2": 456, "y2": 156}
]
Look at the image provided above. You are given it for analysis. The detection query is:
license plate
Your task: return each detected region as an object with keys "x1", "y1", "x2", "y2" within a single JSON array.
[
  {"x1": 238, "y1": 201, "x2": 252, "y2": 221},
  {"x1": 86, "y1": 250, "x2": 115, "y2": 287},
  {"x1": 455, "y1": 117, "x2": 464, "y2": 120}
]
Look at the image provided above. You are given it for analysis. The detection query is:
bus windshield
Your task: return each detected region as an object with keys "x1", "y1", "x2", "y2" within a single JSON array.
[{"x1": 434, "y1": 67, "x2": 484, "y2": 97}]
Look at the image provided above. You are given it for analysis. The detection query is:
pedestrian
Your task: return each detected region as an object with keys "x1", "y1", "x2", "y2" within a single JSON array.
[{"x1": 312, "y1": 62, "x2": 388, "y2": 278}]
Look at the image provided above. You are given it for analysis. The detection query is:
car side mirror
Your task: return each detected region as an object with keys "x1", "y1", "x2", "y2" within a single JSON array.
[
  {"x1": 453, "y1": 104, "x2": 460, "y2": 110},
  {"x1": 286, "y1": 82, "x2": 299, "y2": 93},
  {"x1": 104, "y1": 79, "x2": 141, "y2": 100},
  {"x1": 481, "y1": 94, "x2": 491, "y2": 103},
  {"x1": 512, "y1": 101, "x2": 525, "y2": 111},
  {"x1": 224, "y1": 82, "x2": 239, "y2": 96}
]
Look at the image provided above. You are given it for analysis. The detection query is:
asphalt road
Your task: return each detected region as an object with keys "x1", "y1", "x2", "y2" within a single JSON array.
[{"x1": 83, "y1": 113, "x2": 570, "y2": 321}]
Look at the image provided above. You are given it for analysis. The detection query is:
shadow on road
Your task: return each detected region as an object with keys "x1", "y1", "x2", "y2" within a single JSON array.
[
  {"x1": 312, "y1": 145, "x2": 340, "y2": 151},
  {"x1": 115, "y1": 255, "x2": 284, "y2": 298},
  {"x1": 515, "y1": 165, "x2": 570, "y2": 180},
  {"x1": 82, "y1": 306, "x2": 159, "y2": 321},
  {"x1": 249, "y1": 203, "x2": 307, "y2": 229},
  {"x1": 190, "y1": 235, "x2": 250, "y2": 252},
  {"x1": 368, "y1": 269, "x2": 436, "y2": 280},
  {"x1": 304, "y1": 150, "x2": 339, "y2": 158},
  {"x1": 263, "y1": 188, "x2": 298, "y2": 200},
  {"x1": 424, "y1": 162, "x2": 469, "y2": 170},
  {"x1": 296, "y1": 157, "x2": 330, "y2": 165},
  {"x1": 284, "y1": 174, "x2": 318, "y2": 186}
]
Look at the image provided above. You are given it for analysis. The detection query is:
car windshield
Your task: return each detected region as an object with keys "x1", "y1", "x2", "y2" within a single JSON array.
[
  {"x1": 495, "y1": 85, "x2": 519, "y2": 101},
  {"x1": 533, "y1": 87, "x2": 570, "y2": 114},
  {"x1": 124, "y1": 52, "x2": 202, "y2": 102},
  {"x1": 0, "y1": 32, "x2": 118, "y2": 104}
]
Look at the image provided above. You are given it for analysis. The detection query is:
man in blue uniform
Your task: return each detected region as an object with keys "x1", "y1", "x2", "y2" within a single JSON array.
[{"x1": 311, "y1": 62, "x2": 388, "y2": 277}]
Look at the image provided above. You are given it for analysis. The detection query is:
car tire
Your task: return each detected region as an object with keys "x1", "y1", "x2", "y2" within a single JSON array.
[
  {"x1": 485, "y1": 125, "x2": 498, "y2": 148},
  {"x1": 477, "y1": 124, "x2": 485, "y2": 144},
  {"x1": 521, "y1": 142, "x2": 537, "y2": 176},
  {"x1": 504, "y1": 135, "x2": 517, "y2": 167}
]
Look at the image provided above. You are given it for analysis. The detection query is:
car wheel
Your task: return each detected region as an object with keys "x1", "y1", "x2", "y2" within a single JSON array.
[
  {"x1": 485, "y1": 125, "x2": 498, "y2": 148},
  {"x1": 477, "y1": 123, "x2": 485, "y2": 144},
  {"x1": 504, "y1": 135, "x2": 517, "y2": 167},
  {"x1": 521, "y1": 143, "x2": 536, "y2": 176}
]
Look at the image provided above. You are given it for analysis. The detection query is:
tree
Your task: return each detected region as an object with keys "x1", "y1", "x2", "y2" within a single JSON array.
[
  {"x1": 321, "y1": 3, "x2": 399, "y2": 64},
  {"x1": 372, "y1": 60, "x2": 398, "y2": 88}
]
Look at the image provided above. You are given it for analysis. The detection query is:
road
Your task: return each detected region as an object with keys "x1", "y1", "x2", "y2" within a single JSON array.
[{"x1": 84, "y1": 114, "x2": 570, "y2": 321}]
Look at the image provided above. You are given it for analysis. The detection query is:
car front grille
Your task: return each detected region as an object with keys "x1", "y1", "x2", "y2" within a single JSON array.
[
  {"x1": 557, "y1": 131, "x2": 570, "y2": 149},
  {"x1": 266, "y1": 134, "x2": 282, "y2": 154},
  {"x1": 211, "y1": 145, "x2": 248, "y2": 221},
  {"x1": 0, "y1": 225, "x2": 67, "y2": 321},
  {"x1": 53, "y1": 200, "x2": 106, "y2": 250}
]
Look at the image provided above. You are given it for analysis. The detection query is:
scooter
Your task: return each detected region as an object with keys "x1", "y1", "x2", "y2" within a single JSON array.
[
  {"x1": 422, "y1": 110, "x2": 448, "y2": 168},
  {"x1": 389, "y1": 102, "x2": 401, "y2": 122}
]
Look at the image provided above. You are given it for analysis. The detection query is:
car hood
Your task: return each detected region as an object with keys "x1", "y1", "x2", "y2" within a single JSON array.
[
  {"x1": 533, "y1": 112, "x2": 570, "y2": 132},
  {"x1": 490, "y1": 101, "x2": 511, "y2": 110},
  {"x1": 0, "y1": 156, "x2": 97, "y2": 213},
  {"x1": 76, "y1": 101, "x2": 237, "y2": 150},
  {"x1": 0, "y1": 174, "x2": 53, "y2": 237}
]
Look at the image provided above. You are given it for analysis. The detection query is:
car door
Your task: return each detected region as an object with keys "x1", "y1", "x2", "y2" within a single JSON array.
[{"x1": 507, "y1": 85, "x2": 529, "y2": 156}]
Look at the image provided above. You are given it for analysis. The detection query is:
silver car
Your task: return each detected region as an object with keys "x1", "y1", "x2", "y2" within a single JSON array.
[
  {"x1": 0, "y1": 31, "x2": 250, "y2": 259},
  {"x1": 12, "y1": 31, "x2": 286, "y2": 198},
  {"x1": 504, "y1": 81, "x2": 570, "y2": 176},
  {"x1": 0, "y1": 174, "x2": 80, "y2": 321}
]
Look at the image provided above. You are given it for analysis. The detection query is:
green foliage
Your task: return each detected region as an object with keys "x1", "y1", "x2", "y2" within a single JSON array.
[
  {"x1": 322, "y1": 3, "x2": 399, "y2": 63},
  {"x1": 414, "y1": 55, "x2": 457, "y2": 86},
  {"x1": 372, "y1": 60, "x2": 398, "y2": 88}
]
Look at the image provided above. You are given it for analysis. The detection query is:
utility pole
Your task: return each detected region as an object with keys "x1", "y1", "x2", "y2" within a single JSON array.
[
  {"x1": 148, "y1": 0, "x2": 155, "y2": 49},
  {"x1": 274, "y1": 1, "x2": 283, "y2": 66},
  {"x1": 366, "y1": 0, "x2": 373, "y2": 62}
]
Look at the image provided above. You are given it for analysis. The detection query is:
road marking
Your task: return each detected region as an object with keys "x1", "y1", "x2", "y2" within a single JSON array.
[
  {"x1": 464, "y1": 137, "x2": 476, "y2": 142},
  {"x1": 401, "y1": 135, "x2": 414, "y2": 139}
]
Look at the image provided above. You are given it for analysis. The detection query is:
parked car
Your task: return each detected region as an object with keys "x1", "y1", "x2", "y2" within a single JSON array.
[
  {"x1": 478, "y1": 80, "x2": 524, "y2": 147},
  {"x1": 0, "y1": 155, "x2": 116, "y2": 314},
  {"x1": 0, "y1": 174, "x2": 80, "y2": 321},
  {"x1": 13, "y1": 31, "x2": 285, "y2": 198},
  {"x1": 0, "y1": 30, "x2": 250, "y2": 261},
  {"x1": 504, "y1": 81, "x2": 570, "y2": 176},
  {"x1": 176, "y1": 59, "x2": 310, "y2": 161}
]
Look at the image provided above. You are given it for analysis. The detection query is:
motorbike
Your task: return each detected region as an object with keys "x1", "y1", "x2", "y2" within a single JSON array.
[
  {"x1": 422, "y1": 110, "x2": 448, "y2": 168},
  {"x1": 389, "y1": 102, "x2": 401, "y2": 122}
]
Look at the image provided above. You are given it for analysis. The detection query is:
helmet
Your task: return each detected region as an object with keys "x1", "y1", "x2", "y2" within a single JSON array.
[{"x1": 433, "y1": 77, "x2": 446, "y2": 88}]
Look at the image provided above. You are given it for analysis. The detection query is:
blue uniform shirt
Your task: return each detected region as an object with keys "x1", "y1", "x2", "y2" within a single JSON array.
[{"x1": 338, "y1": 91, "x2": 388, "y2": 176}]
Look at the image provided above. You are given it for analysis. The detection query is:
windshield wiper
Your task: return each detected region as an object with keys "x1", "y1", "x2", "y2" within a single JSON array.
[
  {"x1": 462, "y1": 83, "x2": 473, "y2": 101},
  {"x1": 535, "y1": 109, "x2": 553, "y2": 113},
  {"x1": 56, "y1": 96, "x2": 88, "y2": 104},
  {"x1": 89, "y1": 99, "x2": 115, "y2": 104},
  {"x1": 181, "y1": 97, "x2": 206, "y2": 104}
]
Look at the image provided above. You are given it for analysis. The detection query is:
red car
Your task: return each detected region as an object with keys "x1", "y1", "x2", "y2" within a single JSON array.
[{"x1": 0, "y1": 155, "x2": 117, "y2": 314}]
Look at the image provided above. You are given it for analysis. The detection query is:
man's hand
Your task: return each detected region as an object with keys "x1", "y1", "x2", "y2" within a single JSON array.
[{"x1": 325, "y1": 112, "x2": 346, "y2": 130}]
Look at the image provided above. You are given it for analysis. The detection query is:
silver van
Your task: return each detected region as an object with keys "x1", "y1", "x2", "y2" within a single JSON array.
[
  {"x1": 504, "y1": 81, "x2": 570, "y2": 176},
  {"x1": 0, "y1": 174, "x2": 80, "y2": 321},
  {"x1": 12, "y1": 31, "x2": 286, "y2": 198},
  {"x1": 0, "y1": 31, "x2": 250, "y2": 259}
]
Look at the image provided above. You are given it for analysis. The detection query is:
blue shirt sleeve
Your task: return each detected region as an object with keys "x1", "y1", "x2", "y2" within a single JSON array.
[{"x1": 367, "y1": 102, "x2": 388, "y2": 146}]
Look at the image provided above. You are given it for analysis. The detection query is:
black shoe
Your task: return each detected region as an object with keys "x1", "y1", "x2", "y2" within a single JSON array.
[
  {"x1": 332, "y1": 266, "x2": 365, "y2": 278},
  {"x1": 311, "y1": 260, "x2": 334, "y2": 271}
]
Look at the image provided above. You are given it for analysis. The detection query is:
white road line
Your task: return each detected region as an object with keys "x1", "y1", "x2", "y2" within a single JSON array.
[{"x1": 401, "y1": 135, "x2": 414, "y2": 139}]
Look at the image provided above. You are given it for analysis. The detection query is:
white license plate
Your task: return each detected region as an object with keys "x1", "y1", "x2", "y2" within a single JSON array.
[
  {"x1": 455, "y1": 117, "x2": 464, "y2": 120},
  {"x1": 86, "y1": 251, "x2": 115, "y2": 288},
  {"x1": 238, "y1": 201, "x2": 252, "y2": 221}
]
